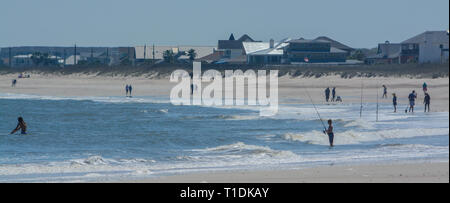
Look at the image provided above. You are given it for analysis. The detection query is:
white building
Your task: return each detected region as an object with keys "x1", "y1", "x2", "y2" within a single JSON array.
[
  {"x1": 243, "y1": 38, "x2": 290, "y2": 64},
  {"x1": 11, "y1": 54, "x2": 33, "y2": 67},
  {"x1": 402, "y1": 31, "x2": 449, "y2": 64}
]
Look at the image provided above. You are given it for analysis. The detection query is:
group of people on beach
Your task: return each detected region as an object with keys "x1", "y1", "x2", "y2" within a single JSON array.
[
  {"x1": 10, "y1": 74, "x2": 32, "y2": 87},
  {"x1": 320, "y1": 82, "x2": 433, "y2": 148},
  {"x1": 125, "y1": 84, "x2": 133, "y2": 97},
  {"x1": 324, "y1": 87, "x2": 342, "y2": 103},
  {"x1": 390, "y1": 82, "x2": 431, "y2": 113}
]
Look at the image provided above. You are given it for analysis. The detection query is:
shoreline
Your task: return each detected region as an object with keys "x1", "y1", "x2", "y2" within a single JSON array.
[
  {"x1": 124, "y1": 161, "x2": 449, "y2": 183},
  {"x1": 1, "y1": 74, "x2": 449, "y2": 112},
  {"x1": 1, "y1": 74, "x2": 449, "y2": 183}
]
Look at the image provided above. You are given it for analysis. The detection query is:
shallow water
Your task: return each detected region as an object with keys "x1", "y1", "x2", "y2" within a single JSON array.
[{"x1": 0, "y1": 93, "x2": 448, "y2": 182}]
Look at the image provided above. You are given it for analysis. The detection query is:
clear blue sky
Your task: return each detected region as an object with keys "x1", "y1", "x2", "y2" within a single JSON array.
[{"x1": 0, "y1": 0, "x2": 448, "y2": 48}]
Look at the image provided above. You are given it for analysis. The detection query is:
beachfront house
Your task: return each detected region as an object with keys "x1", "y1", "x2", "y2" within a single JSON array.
[
  {"x1": 402, "y1": 30, "x2": 449, "y2": 64},
  {"x1": 366, "y1": 30, "x2": 449, "y2": 64},
  {"x1": 314, "y1": 36, "x2": 355, "y2": 56},
  {"x1": 244, "y1": 39, "x2": 290, "y2": 64},
  {"x1": 284, "y1": 39, "x2": 348, "y2": 64},
  {"x1": 11, "y1": 54, "x2": 33, "y2": 67},
  {"x1": 204, "y1": 33, "x2": 260, "y2": 64},
  {"x1": 244, "y1": 37, "x2": 356, "y2": 65},
  {"x1": 365, "y1": 41, "x2": 404, "y2": 64}
]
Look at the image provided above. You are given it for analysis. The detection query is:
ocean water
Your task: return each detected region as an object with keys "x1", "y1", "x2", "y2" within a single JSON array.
[{"x1": 0, "y1": 93, "x2": 448, "y2": 182}]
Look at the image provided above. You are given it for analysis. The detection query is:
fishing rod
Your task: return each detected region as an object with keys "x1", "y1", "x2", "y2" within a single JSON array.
[
  {"x1": 376, "y1": 86, "x2": 379, "y2": 122},
  {"x1": 360, "y1": 80, "x2": 363, "y2": 118},
  {"x1": 304, "y1": 88, "x2": 327, "y2": 133}
]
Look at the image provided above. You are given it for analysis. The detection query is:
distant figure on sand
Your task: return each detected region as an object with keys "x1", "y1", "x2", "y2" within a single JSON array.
[
  {"x1": 392, "y1": 93, "x2": 398, "y2": 112},
  {"x1": 325, "y1": 87, "x2": 331, "y2": 102},
  {"x1": 424, "y1": 93, "x2": 431, "y2": 112},
  {"x1": 336, "y1": 96, "x2": 342, "y2": 102},
  {"x1": 11, "y1": 79, "x2": 17, "y2": 87},
  {"x1": 323, "y1": 119, "x2": 334, "y2": 147},
  {"x1": 408, "y1": 90, "x2": 417, "y2": 113},
  {"x1": 10, "y1": 117, "x2": 27, "y2": 135},
  {"x1": 382, "y1": 85, "x2": 388, "y2": 99},
  {"x1": 331, "y1": 87, "x2": 336, "y2": 102},
  {"x1": 125, "y1": 85, "x2": 129, "y2": 97},
  {"x1": 423, "y1": 82, "x2": 428, "y2": 93},
  {"x1": 128, "y1": 85, "x2": 133, "y2": 97}
]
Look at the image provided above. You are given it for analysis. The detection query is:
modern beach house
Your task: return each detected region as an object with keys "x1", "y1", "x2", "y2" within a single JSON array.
[
  {"x1": 244, "y1": 37, "x2": 352, "y2": 65},
  {"x1": 366, "y1": 30, "x2": 449, "y2": 64}
]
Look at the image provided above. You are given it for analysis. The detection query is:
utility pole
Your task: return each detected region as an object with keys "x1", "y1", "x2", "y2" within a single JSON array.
[
  {"x1": 63, "y1": 49, "x2": 66, "y2": 67},
  {"x1": 143, "y1": 44, "x2": 147, "y2": 61},
  {"x1": 376, "y1": 86, "x2": 379, "y2": 122},
  {"x1": 8, "y1": 47, "x2": 12, "y2": 67},
  {"x1": 105, "y1": 48, "x2": 109, "y2": 65},
  {"x1": 74, "y1": 44, "x2": 77, "y2": 65},
  {"x1": 152, "y1": 44, "x2": 155, "y2": 64}
]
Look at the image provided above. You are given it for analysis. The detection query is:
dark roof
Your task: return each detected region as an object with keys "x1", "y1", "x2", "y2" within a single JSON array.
[
  {"x1": 198, "y1": 51, "x2": 223, "y2": 62},
  {"x1": 218, "y1": 40, "x2": 244, "y2": 50},
  {"x1": 315, "y1": 36, "x2": 354, "y2": 52},
  {"x1": 229, "y1": 34, "x2": 236, "y2": 41},
  {"x1": 402, "y1": 31, "x2": 449, "y2": 44},
  {"x1": 238, "y1": 34, "x2": 255, "y2": 42},
  {"x1": 289, "y1": 39, "x2": 330, "y2": 44},
  {"x1": 218, "y1": 34, "x2": 257, "y2": 50},
  {"x1": 367, "y1": 43, "x2": 401, "y2": 59}
]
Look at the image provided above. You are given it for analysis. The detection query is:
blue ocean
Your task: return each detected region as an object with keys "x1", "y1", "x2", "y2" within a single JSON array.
[{"x1": 0, "y1": 93, "x2": 448, "y2": 182}]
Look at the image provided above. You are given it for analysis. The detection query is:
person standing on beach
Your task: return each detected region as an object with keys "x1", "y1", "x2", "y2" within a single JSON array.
[
  {"x1": 424, "y1": 93, "x2": 431, "y2": 112},
  {"x1": 129, "y1": 85, "x2": 133, "y2": 97},
  {"x1": 423, "y1": 82, "x2": 428, "y2": 93},
  {"x1": 11, "y1": 79, "x2": 17, "y2": 87},
  {"x1": 125, "y1": 85, "x2": 129, "y2": 97},
  {"x1": 392, "y1": 93, "x2": 398, "y2": 113},
  {"x1": 10, "y1": 117, "x2": 27, "y2": 135},
  {"x1": 331, "y1": 87, "x2": 336, "y2": 102},
  {"x1": 325, "y1": 87, "x2": 331, "y2": 102},
  {"x1": 323, "y1": 119, "x2": 334, "y2": 147},
  {"x1": 408, "y1": 90, "x2": 417, "y2": 113},
  {"x1": 382, "y1": 85, "x2": 388, "y2": 99}
]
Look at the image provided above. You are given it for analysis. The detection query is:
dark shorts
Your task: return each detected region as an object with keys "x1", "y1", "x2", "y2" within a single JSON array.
[{"x1": 328, "y1": 133, "x2": 334, "y2": 144}]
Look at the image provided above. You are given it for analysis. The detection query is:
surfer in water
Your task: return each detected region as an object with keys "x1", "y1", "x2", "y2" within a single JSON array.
[
  {"x1": 323, "y1": 119, "x2": 334, "y2": 147},
  {"x1": 10, "y1": 117, "x2": 27, "y2": 135}
]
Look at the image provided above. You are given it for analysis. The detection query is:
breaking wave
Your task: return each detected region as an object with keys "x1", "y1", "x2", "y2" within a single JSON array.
[{"x1": 283, "y1": 128, "x2": 449, "y2": 145}]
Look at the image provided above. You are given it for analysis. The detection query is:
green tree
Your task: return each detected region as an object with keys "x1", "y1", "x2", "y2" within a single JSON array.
[
  {"x1": 163, "y1": 50, "x2": 174, "y2": 63},
  {"x1": 348, "y1": 50, "x2": 366, "y2": 61},
  {"x1": 187, "y1": 49, "x2": 197, "y2": 61}
]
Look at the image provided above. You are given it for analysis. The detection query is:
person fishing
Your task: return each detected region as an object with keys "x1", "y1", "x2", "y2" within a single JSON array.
[
  {"x1": 10, "y1": 117, "x2": 27, "y2": 135},
  {"x1": 323, "y1": 119, "x2": 334, "y2": 147},
  {"x1": 325, "y1": 87, "x2": 331, "y2": 102},
  {"x1": 392, "y1": 93, "x2": 398, "y2": 113},
  {"x1": 424, "y1": 93, "x2": 431, "y2": 112},
  {"x1": 408, "y1": 90, "x2": 417, "y2": 113}
]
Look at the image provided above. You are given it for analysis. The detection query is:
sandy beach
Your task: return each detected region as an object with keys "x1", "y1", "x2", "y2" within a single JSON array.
[
  {"x1": 129, "y1": 162, "x2": 449, "y2": 183},
  {"x1": 1, "y1": 74, "x2": 448, "y2": 112}
]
